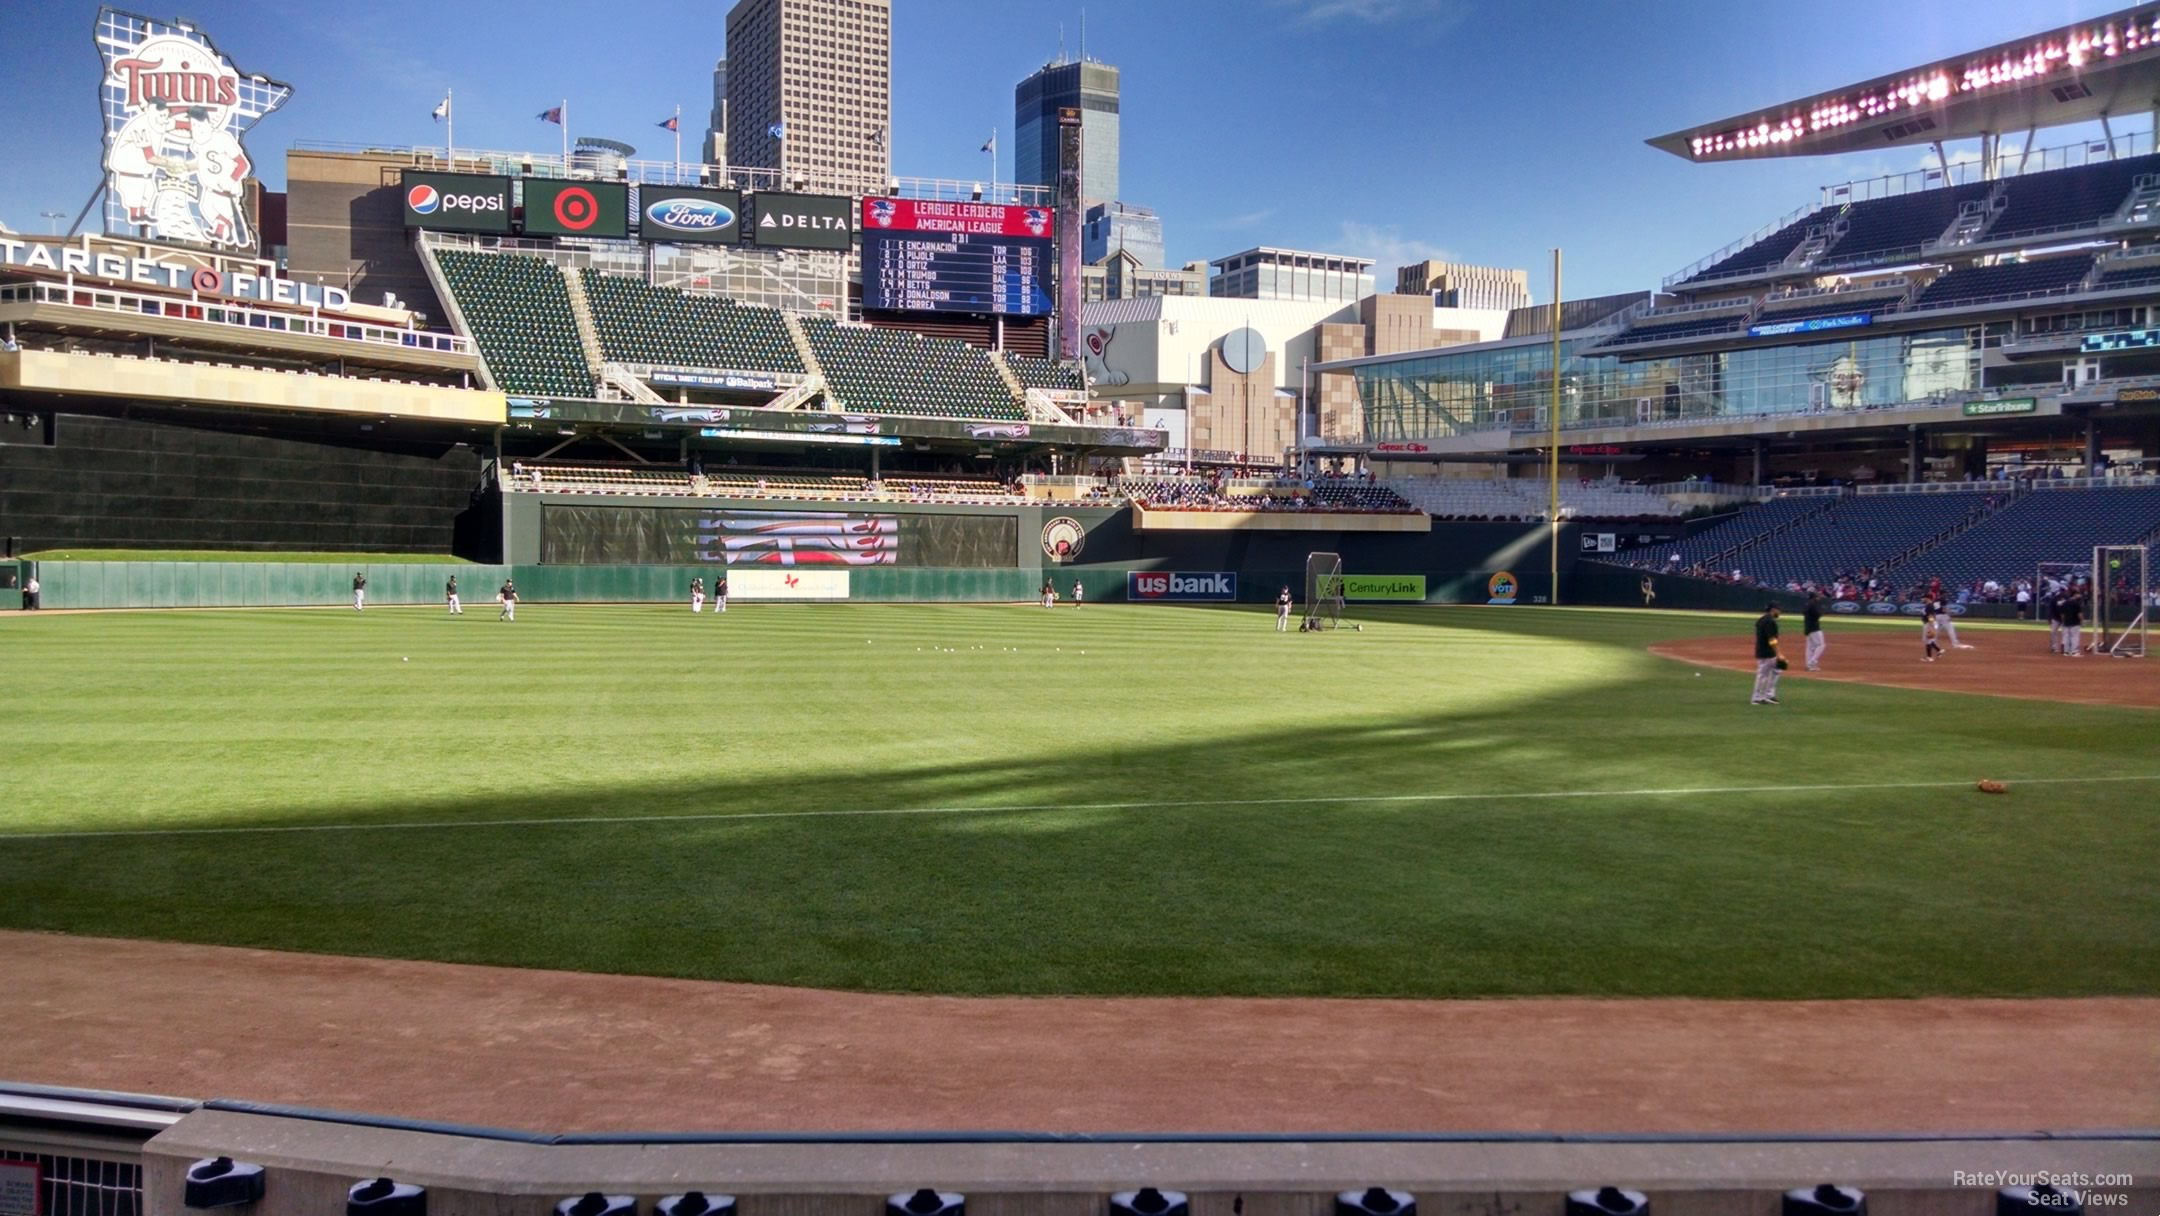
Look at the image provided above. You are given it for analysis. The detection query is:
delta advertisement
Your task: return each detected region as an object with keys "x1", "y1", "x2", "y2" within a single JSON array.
[
  {"x1": 748, "y1": 192, "x2": 855, "y2": 251},
  {"x1": 97, "y1": 7, "x2": 293, "y2": 252},
  {"x1": 1338, "y1": 575, "x2": 1426, "y2": 601}
]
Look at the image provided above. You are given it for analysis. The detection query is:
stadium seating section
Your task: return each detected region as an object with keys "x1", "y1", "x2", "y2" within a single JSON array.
[
  {"x1": 2089, "y1": 260, "x2": 2160, "y2": 291},
  {"x1": 580, "y1": 271, "x2": 806, "y2": 375},
  {"x1": 1601, "y1": 312, "x2": 1745, "y2": 346},
  {"x1": 1651, "y1": 495, "x2": 1828, "y2": 571},
  {"x1": 503, "y1": 462, "x2": 1030, "y2": 503},
  {"x1": 1682, "y1": 155, "x2": 2160, "y2": 285},
  {"x1": 1898, "y1": 486, "x2": 2160, "y2": 588},
  {"x1": 1117, "y1": 476, "x2": 1417, "y2": 514},
  {"x1": 1386, "y1": 478, "x2": 1679, "y2": 521},
  {"x1": 1751, "y1": 288, "x2": 1906, "y2": 324},
  {"x1": 1707, "y1": 492, "x2": 1989, "y2": 587},
  {"x1": 1003, "y1": 353, "x2": 1086, "y2": 393},
  {"x1": 1987, "y1": 153, "x2": 2160, "y2": 237},
  {"x1": 435, "y1": 250, "x2": 595, "y2": 398},
  {"x1": 1912, "y1": 255, "x2": 2095, "y2": 309},
  {"x1": 801, "y1": 317, "x2": 1026, "y2": 420}
]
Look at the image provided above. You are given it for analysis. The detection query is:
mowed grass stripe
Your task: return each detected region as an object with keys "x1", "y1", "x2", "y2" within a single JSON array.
[{"x1": 2, "y1": 604, "x2": 2155, "y2": 998}]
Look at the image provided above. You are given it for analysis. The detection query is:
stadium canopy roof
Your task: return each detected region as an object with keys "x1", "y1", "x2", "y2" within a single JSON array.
[{"x1": 1648, "y1": 3, "x2": 2160, "y2": 162}]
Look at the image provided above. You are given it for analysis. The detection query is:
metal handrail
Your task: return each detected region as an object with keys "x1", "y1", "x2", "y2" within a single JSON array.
[{"x1": 6, "y1": 280, "x2": 470, "y2": 355}]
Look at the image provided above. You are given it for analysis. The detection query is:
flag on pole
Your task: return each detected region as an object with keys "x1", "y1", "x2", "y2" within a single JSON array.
[
  {"x1": 767, "y1": 121, "x2": 786, "y2": 140},
  {"x1": 657, "y1": 115, "x2": 679, "y2": 131},
  {"x1": 981, "y1": 131, "x2": 996, "y2": 153},
  {"x1": 432, "y1": 94, "x2": 450, "y2": 122},
  {"x1": 537, "y1": 106, "x2": 564, "y2": 124}
]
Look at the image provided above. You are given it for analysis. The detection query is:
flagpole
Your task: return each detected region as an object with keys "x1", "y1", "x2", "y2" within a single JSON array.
[
  {"x1": 446, "y1": 90, "x2": 453, "y2": 169},
  {"x1": 561, "y1": 98, "x2": 569, "y2": 170},
  {"x1": 987, "y1": 127, "x2": 997, "y2": 199},
  {"x1": 674, "y1": 104, "x2": 682, "y2": 182}
]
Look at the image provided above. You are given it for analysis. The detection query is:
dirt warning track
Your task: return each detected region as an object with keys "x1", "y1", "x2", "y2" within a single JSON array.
[{"x1": 1652, "y1": 627, "x2": 2159, "y2": 708}]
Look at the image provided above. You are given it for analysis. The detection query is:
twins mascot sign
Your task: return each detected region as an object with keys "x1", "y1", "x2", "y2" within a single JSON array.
[{"x1": 96, "y1": 8, "x2": 292, "y2": 252}]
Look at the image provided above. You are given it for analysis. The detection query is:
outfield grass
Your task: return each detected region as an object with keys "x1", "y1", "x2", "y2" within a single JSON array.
[
  {"x1": 2, "y1": 603, "x2": 2155, "y2": 999},
  {"x1": 20, "y1": 550, "x2": 473, "y2": 564}
]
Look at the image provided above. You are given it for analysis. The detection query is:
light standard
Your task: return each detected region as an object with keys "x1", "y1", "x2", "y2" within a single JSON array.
[{"x1": 40, "y1": 211, "x2": 66, "y2": 235}]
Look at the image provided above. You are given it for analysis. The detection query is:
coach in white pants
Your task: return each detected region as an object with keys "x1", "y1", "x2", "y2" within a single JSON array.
[{"x1": 1802, "y1": 594, "x2": 1826, "y2": 670}]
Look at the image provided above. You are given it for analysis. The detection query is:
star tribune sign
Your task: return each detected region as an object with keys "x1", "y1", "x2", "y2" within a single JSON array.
[{"x1": 96, "y1": 8, "x2": 293, "y2": 252}]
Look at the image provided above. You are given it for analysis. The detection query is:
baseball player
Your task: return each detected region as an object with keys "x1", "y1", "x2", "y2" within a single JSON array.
[
  {"x1": 1072, "y1": 579, "x2": 1084, "y2": 609},
  {"x1": 713, "y1": 575, "x2": 728, "y2": 614},
  {"x1": 1921, "y1": 596, "x2": 1943, "y2": 662},
  {"x1": 2061, "y1": 586, "x2": 2084, "y2": 657},
  {"x1": 446, "y1": 575, "x2": 462, "y2": 615},
  {"x1": 1803, "y1": 592, "x2": 1826, "y2": 671},
  {"x1": 1276, "y1": 585, "x2": 1293, "y2": 632},
  {"x1": 691, "y1": 576, "x2": 705, "y2": 613},
  {"x1": 498, "y1": 580, "x2": 517, "y2": 621},
  {"x1": 1751, "y1": 602, "x2": 1783, "y2": 705},
  {"x1": 351, "y1": 572, "x2": 366, "y2": 612},
  {"x1": 2046, "y1": 585, "x2": 2065, "y2": 654},
  {"x1": 1041, "y1": 578, "x2": 1056, "y2": 609}
]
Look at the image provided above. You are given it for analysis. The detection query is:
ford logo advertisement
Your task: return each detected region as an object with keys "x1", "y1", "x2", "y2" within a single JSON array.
[
  {"x1": 637, "y1": 187, "x2": 743, "y2": 245},
  {"x1": 1867, "y1": 603, "x2": 1899, "y2": 615},
  {"x1": 1831, "y1": 601, "x2": 1861, "y2": 614}
]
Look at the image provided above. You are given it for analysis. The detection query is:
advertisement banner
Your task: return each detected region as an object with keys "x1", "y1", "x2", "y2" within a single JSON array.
[
  {"x1": 1747, "y1": 313, "x2": 1871, "y2": 338},
  {"x1": 1962, "y1": 398, "x2": 2037, "y2": 417},
  {"x1": 649, "y1": 370, "x2": 776, "y2": 391},
  {"x1": 1127, "y1": 571, "x2": 1236, "y2": 601},
  {"x1": 727, "y1": 568, "x2": 850, "y2": 600},
  {"x1": 1486, "y1": 570, "x2": 1520, "y2": 605},
  {"x1": 401, "y1": 171, "x2": 513, "y2": 233},
  {"x1": 1339, "y1": 575, "x2": 1426, "y2": 601},
  {"x1": 540, "y1": 505, "x2": 1016, "y2": 567},
  {"x1": 861, "y1": 197, "x2": 1056, "y2": 237},
  {"x1": 97, "y1": 7, "x2": 292, "y2": 252},
  {"x1": 748, "y1": 192, "x2": 854, "y2": 250},
  {"x1": 639, "y1": 186, "x2": 742, "y2": 244},
  {"x1": 522, "y1": 179, "x2": 629, "y2": 239}
]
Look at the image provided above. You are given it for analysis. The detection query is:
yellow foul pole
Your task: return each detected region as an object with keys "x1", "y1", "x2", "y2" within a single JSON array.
[{"x1": 1549, "y1": 248, "x2": 1562, "y2": 606}]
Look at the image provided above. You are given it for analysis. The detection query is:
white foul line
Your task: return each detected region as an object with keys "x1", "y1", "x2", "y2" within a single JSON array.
[{"x1": 4, "y1": 774, "x2": 2159, "y2": 843}]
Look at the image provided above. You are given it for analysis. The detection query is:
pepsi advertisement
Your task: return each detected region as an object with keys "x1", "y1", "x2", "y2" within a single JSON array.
[
  {"x1": 861, "y1": 197, "x2": 1053, "y2": 317},
  {"x1": 400, "y1": 172, "x2": 513, "y2": 234},
  {"x1": 638, "y1": 186, "x2": 743, "y2": 245}
]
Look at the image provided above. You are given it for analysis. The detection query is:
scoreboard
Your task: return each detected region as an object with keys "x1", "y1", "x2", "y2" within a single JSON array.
[{"x1": 859, "y1": 198, "x2": 1054, "y2": 317}]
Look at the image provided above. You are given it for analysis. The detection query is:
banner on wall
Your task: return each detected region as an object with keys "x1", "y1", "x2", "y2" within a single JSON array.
[
  {"x1": 1338, "y1": 575, "x2": 1426, "y2": 601},
  {"x1": 727, "y1": 568, "x2": 849, "y2": 600}
]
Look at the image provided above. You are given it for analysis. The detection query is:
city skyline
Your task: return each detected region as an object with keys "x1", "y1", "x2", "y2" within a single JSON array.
[{"x1": 0, "y1": 0, "x2": 2137, "y2": 299}]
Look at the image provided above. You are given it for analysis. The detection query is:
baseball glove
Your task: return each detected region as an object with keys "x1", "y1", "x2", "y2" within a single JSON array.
[
  {"x1": 1775, "y1": 657, "x2": 1789, "y2": 671},
  {"x1": 1976, "y1": 779, "x2": 2008, "y2": 794}
]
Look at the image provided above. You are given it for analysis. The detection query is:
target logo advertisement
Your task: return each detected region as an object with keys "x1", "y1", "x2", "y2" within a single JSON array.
[
  {"x1": 522, "y1": 179, "x2": 628, "y2": 239},
  {"x1": 399, "y1": 171, "x2": 512, "y2": 233}
]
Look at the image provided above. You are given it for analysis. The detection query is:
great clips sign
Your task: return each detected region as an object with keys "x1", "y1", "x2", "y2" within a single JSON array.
[
  {"x1": 1127, "y1": 571, "x2": 1237, "y2": 601},
  {"x1": 400, "y1": 171, "x2": 512, "y2": 234},
  {"x1": 861, "y1": 197, "x2": 1054, "y2": 238}
]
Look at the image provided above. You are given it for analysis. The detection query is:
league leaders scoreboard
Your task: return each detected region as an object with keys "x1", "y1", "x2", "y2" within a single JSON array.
[{"x1": 859, "y1": 198, "x2": 1054, "y2": 317}]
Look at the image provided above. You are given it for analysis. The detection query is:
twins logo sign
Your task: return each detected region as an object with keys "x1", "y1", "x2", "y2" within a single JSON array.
[{"x1": 97, "y1": 8, "x2": 293, "y2": 251}]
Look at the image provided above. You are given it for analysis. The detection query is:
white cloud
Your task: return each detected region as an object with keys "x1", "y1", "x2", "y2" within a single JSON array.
[
  {"x1": 1213, "y1": 207, "x2": 1277, "y2": 230},
  {"x1": 1272, "y1": 0, "x2": 1470, "y2": 31},
  {"x1": 1338, "y1": 220, "x2": 1454, "y2": 282}
]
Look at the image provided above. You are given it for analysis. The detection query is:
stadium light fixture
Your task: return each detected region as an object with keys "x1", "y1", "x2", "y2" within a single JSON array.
[{"x1": 971, "y1": 182, "x2": 984, "y2": 200}]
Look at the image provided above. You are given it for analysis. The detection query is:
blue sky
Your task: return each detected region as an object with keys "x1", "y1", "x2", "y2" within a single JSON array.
[{"x1": 0, "y1": 0, "x2": 2135, "y2": 298}]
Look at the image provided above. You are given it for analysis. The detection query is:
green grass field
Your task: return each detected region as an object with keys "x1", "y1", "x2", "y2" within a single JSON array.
[{"x1": 3, "y1": 603, "x2": 2155, "y2": 999}]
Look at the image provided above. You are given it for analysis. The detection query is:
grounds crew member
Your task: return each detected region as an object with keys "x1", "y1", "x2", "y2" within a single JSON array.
[{"x1": 1751, "y1": 602, "x2": 1784, "y2": 705}]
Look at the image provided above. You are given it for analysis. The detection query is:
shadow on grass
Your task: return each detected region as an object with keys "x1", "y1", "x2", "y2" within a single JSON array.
[{"x1": 3, "y1": 646, "x2": 2156, "y2": 1000}]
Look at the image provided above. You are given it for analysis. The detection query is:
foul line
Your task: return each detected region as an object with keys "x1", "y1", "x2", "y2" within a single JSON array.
[{"x1": 5, "y1": 774, "x2": 2159, "y2": 843}]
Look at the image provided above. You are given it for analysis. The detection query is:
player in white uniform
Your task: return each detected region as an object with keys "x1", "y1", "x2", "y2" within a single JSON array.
[
  {"x1": 1276, "y1": 586, "x2": 1293, "y2": 632},
  {"x1": 351, "y1": 573, "x2": 366, "y2": 611},
  {"x1": 446, "y1": 575, "x2": 462, "y2": 615},
  {"x1": 498, "y1": 581, "x2": 517, "y2": 621},
  {"x1": 186, "y1": 123, "x2": 252, "y2": 247},
  {"x1": 690, "y1": 577, "x2": 705, "y2": 613},
  {"x1": 1071, "y1": 579, "x2": 1083, "y2": 609}
]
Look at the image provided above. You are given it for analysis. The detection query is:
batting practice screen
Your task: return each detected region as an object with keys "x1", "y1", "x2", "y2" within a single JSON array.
[{"x1": 540, "y1": 506, "x2": 1019, "y2": 567}]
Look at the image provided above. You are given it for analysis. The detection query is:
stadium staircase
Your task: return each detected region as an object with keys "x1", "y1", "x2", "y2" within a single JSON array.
[
  {"x1": 761, "y1": 375, "x2": 827, "y2": 411},
  {"x1": 989, "y1": 351, "x2": 1030, "y2": 402},
  {"x1": 2117, "y1": 173, "x2": 2160, "y2": 225},
  {"x1": 559, "y1": 267, "x2": 609, "y2": 379},
  {"x1": 781, "y1": 312, "x2": 822, "y2": 380},
  {"x1": 598, "y1": 362, "x2": 668, "y2": 405}
]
